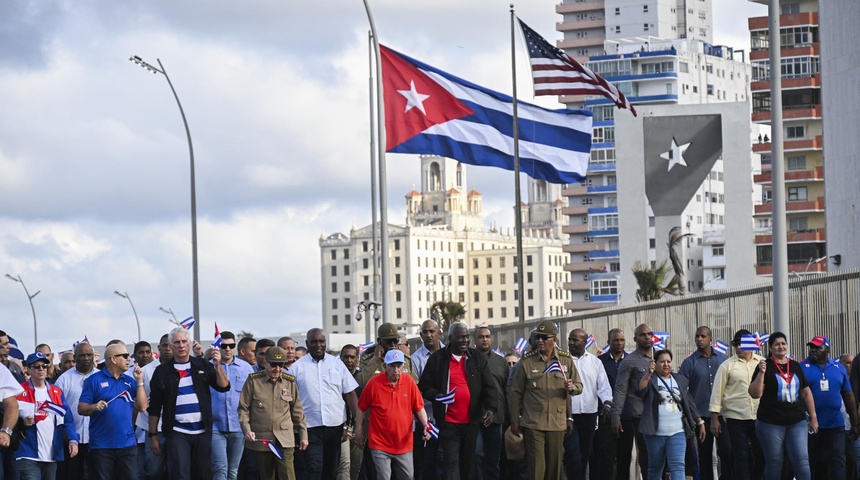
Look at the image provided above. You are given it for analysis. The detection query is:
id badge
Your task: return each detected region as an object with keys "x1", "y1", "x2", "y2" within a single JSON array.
[
  {"x1": 820, "y1": 379, "x2": 829, "y2": 392},
  {"x1": 665, "y1": 403, "x2": 677, "y2": 413}
]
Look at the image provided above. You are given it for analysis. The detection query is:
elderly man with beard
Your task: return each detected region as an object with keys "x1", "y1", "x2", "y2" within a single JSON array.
[
  {"x1": 355, "y1": 349, "x2": 429, "y2": 480},
  {"x1": 419, "y1": 322, "x2": 497, "y2": 480}
]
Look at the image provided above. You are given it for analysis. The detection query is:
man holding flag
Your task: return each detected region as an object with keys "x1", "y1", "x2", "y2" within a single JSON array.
[
  {"x1": 210, "y1": 330, "x2": 254, "y2": 480},
  {"x1": 79, "y1": 343, "x2": 147, "y2": 479},
  {"x1": 509, "y1": 320, "x2": 583, "y2": 480}
]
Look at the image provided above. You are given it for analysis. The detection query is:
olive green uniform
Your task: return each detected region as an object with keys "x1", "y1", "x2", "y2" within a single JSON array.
[
  {"x1": 355, "y1": 347, "x2": 418, "y2": 389},
  {"x1": 238, "y1": 371, "x2": 307, "y2": 480},
  {"x1": 509, "y1": 347, "x2": 583, "y2": 480}
]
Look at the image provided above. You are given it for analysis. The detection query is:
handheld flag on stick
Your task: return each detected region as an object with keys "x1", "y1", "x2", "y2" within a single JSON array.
[
  {"x1": 6, "y1": 337, "x2": 23, "y2": 361},
  {"x1": 513, "y1": 338, "x2": 528, "y2": 355},
  {"x1": 435, "y1": 388, "x2": 456, "y2": 406},
  {"x1": 712, "y1": 340, "x2": 729, "y2": 355},
  {"x1": 358, "y1": 342, "x2": 374, "y2": 355},
  {"x1": 543, "y1": 361, "x2": 563, "y2": 374},
  {"x1": 585, "y1": 334, "x2": 596, "y2": 350},
  {"x1": 754, "y1": 331, "x2": 770, "y2": 346},
  {"x1": 107, "y1": 390, "x2": 134, "y2": 404},
  {"x1": 72, "y1": 335, "x2": 90, "y2": 350},
  {"x1": 180, "y1": 317, "x2": 196, "y2": 330},
  {"x1": 492, "y1": 348, "x2": 504, "y2": 357},
  {"x1": 518, "y1": 18, "x2": 636, "y2": 116},
  {"x1": 739, "y1": 334, "x2": 760, "y2": 351},
  {"x1": 213, "y1": 323, "x2": 222, "y2": 349},
  {"x1": 41, "y1": 401, "x2": 66, "y2": 418},
  {"x1": 650, "y1": 332, "x2": 670, "y2": 350},
  {"x1": 600, "y1": 344, "x2": 611, "y2": 354},
  {"x1": 426, "y1": 422, "x2": 440, "y2": 440},
  {"x1": 380, "y1": 45, "x2": 592, "y2": 184},
  {"x1": 258, "y1": 440, "x2": 284, "y2": 460}
]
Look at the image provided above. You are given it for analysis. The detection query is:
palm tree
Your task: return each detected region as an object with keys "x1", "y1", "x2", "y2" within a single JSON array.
[
  {"x1": 430, "y1": 301, "x2": 466, "y2": 335},
  {"x1": 632, "y1": 226, "x2": 690, "y2": 302}
]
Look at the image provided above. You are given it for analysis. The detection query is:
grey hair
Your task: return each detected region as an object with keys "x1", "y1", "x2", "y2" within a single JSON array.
[
  {"x1": 168, "y1": 327, "x2": 189, "y2": 344},
  {"x1": 448, "y1": 322, "x2": 469, "y2": 339}
]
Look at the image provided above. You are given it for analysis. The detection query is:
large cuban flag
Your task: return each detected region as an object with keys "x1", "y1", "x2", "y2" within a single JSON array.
[{"x1": 380, "y1": 45, "x2": 592, "y2": 184}]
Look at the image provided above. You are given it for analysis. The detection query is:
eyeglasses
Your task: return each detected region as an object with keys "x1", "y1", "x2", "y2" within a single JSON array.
[
  {"x1": 30, "y1": 364, "x2": 49, "y2": 370},
  {"x1": 534, "y1": 335, "x2": 555, "y2": 341},
  {"x1": 507, "y1": 362, "x2": 517, "y2": 367},
  {"x1": 268, "y1": 363, "x2": 286, "y2": 369},
  {"x1": 113, "y1": 353, "x2": 130, "y2": 359},
  {"x1": 220, "y1": 344, "x2": 237, "y2": 350},
  {"x1": 397, "y1": 343, "x2": 408, "y2": 347}
]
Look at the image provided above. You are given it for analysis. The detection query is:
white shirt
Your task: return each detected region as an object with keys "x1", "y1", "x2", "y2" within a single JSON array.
[
  {"x1": 55, "y1": 366, "x2": 99, "y2": 444},
  {"x1": 134, "y1": 361, "x2": 163, "y2": 436},
  {"x1": 0, "y1": 364, "x2": 23, "y2": 400},
  {"x1": 291, "y1": 353, "x2": 358, "y2": 428},
  {"x1": 17, "y1": 386, "x2": 54, "y2": 462},
  {"x1": 570, "y1": 351, "x2": 613, "y2": 414}
]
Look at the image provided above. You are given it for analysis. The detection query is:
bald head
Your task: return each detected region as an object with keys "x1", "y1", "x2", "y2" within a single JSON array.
[{"x1": 633, "y1": 324, "x2": 654, "y2": 352}]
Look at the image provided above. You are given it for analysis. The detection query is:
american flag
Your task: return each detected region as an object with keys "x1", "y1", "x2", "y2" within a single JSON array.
[
  {"x1": 543, "y1": 361, "x2": 563, "y2": 374},
  {"x1": 513, "y1": 338, "x2": 528, "y2": 355},
  {"x1": 650, "y1": 332, "x2": 670, "y2": 350},
  {"x1": 41, "y1": 401, "x2": 66, "y2": 417},
  {"x1": 180, "y1": 316, "x2": 196, "y2": 330},
  {"x1": 426, "y1": 422, "x2": 440, "y2": 440},
  {"x1": 518, "y1": 18, "x2": 636, "y2": 116},
  {"x1": 258, "y1": 439, "x2": 284, "y2": 460},
  {"x1": 435, "y1": 388, "x2": 456, "y2": 406},
  {"x1": 585, "y1": 334, "x2": 596, "y2": 350},
  {"x1": 712, "y1": 340, "x2": 729, "y2": 355},
  {"x1": 212, "y1": 323, "x2": 222, "y2": 349}
]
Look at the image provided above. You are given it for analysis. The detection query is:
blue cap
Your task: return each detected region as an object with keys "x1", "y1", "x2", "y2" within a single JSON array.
[
  {"x1": 26, "y1": 352, "x2": 49, "y2": 367},
  {"x1": 384, "y1": 349, "x2": 404, "y2": 365}
]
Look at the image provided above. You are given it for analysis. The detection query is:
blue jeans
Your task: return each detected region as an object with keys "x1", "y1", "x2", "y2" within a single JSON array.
[
  {"x1": 16, "y1": 459, "x2": 57, "y2": 480},
  {"x1": 642, "y1": 432, "x2": 686, "y2": 480},
  {"x1": 211, "y1": 431, "x2": 245, "y2": 480},
  {"x1": 755, "y1": 420, "x2": 810, "y2": 480},
  {"x1": 473, "y1": 423, "x2": 503, "y2": 480}
]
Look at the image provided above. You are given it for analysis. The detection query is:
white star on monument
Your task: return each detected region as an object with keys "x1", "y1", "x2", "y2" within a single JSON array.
[
  {"x1": 398, "y1": 80, "x2": 430, "y2": 115},
  {"x1": 660, "y1": 137, "x2": 691, "y2": 172}
]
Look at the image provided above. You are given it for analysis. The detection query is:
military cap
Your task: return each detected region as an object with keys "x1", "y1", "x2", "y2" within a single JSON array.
[
  {"x1": 377, "y1": 323, "x2": 399, "y2": 340},
  {"x1": 535, "y1": 320, "x2": 558, "y2": 336},
  {"x1": 265, "y1": 346, "x2": 287, "y2": 363}
]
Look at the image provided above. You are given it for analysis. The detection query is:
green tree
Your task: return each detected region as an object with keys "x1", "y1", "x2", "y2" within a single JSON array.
[
  {"x1": 430, "y1": 301, "x2": 466, "y2": 335},
  {"x1": 632, "y1": 226, "x2": 690, "y2": 302}
]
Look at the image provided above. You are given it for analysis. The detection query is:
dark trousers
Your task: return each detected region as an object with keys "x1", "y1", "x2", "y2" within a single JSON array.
[
  {"x1": 564, "y1": 413, "x2": 597, "y2": 480},
  {"x1": 845, "y1": 433, "x2": 856, "y2": 480},
  {"x1": 252, "y1": 447, "x2": 295, "y2": 480},
  {"x1": 439, "y1": 422, "x2": 477, "y2": 480},
  {"x1": 700, "y1": 416, "x2": 734, "y2": 480},
  {"x1": 590, "y1": 413, "x2": 615, "y2": 480},
  {"x1": 295, "y1": 425, "x2": 344, "y2": 480},
  {"x1": 725, "y1": 419, "x2": 764, "y2": 480},
  {"x1": 615, "y1": 418, "x2": 648, "y2": 480},
  {"x1": 473, "y1": 423, "x2": 503, "y2": 480},
  {"x1": 808, "y1": 427, "x2": 846, "y2": 480},
  {"x1": 165, "y1": 431, "x2": 212, "y2": 480},
  {"x1": 237, "y1": 447, "x2": 259, "y2": 480},
  {"x1": 89, "y1": 446, "x2": 138, "y2": 480},
  {"x1": 58, "y1": 442, "x2": 89, "y2": 480}
]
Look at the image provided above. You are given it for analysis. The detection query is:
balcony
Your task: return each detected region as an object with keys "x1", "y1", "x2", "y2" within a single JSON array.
[
  {"x1": 556, "y1": 1, "x2": 604, "y2": 14},
  {"x1": 749, "y1": 43, "x2": 820, "y2": 62},
  {"x1": 563, "y1": 242, "x2": 607, "y2": 253},
  {"x1": 752, "y1": 135, "x2": 823, "y2": 153},
  {"x1": 755, "y1": 227, "x2": 826, "y2": 245},
  {"x1": 755, "y1": 260, "x2": 827, "y2": 276},
  {"x1": 753, "y1": 165, "x2": 824, "y2": 184},
  {"x1": 565, "y1": 261, "x2": 597, "y2": 272},
  {"x1": 564, "y1": 280, "x2": 591, "y2": 291},
  {"x1": 588, "y1": 162, "x2": 617, "y2": 173},
  {"x1": 558, "y1": 18, "x2": 605, "y2": 31},
  {"x1": 563, "y1": 185, "x2": 588, "y2": 196},
  {"x1": 559, "y1": 37, "x2": 605, "y2": 49},
  {"x1": 588, "y1": 228, "x2": 619, "y2": 237},
  {"x1": 589, "y1": 184, "x2": 617, "y2": 194},
  {"x1": 754, "y1": 196, "x2": 825, "y2": 215},
  {"x1": 590, "y1": 294, "x2": 619, "y2": 303},
  {"x1": 751, "y1": 74, "x2": 820, "y2": 93},
  {"x1": 562, "y1": 205, "x2": 591, "y2": 216},
  {"x1": 752, "y1": 104, "x2": 822, "y2": 123},
  {"x1": 562, "y1": 224, "x2": 589, "y2": 234},
  {"x1": 748, "y1": 12, "x2": 818, "y2": 31},
  {"x1": 588, "y1": 249, "x2": 620, "y2": 260},
  {"x1": 565, "y1": 301, "x2": 600, "y2": 311}
]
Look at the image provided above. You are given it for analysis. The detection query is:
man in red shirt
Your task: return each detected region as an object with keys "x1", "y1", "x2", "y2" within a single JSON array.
[{"x1": 355, "y1": 349, "x2": 430, "y2": 480}]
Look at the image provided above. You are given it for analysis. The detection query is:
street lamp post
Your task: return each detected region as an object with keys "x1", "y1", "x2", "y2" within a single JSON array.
[
  {"x1": 129, "y1": 55, "x2": 200, "y2": 341},
  {"x1": 355, "y1": 300, "x2": 382, "y2": 342},
  {"x1": 114, "y1": 291, "x2": 141, "y2": 342},
  {"x1": 5, "y1": 274, "x2": 40, "y2": 346},
  {"x1": 159, "y1": 306, "x2": 180, "y2": 327}
]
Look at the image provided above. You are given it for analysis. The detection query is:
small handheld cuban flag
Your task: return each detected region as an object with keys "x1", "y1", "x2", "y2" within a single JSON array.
[
  {"x1": 435, "y1": 388, "x2": 456, "y2": 405},
  {"x1": 514, "y1": 337, "x2": 528, "y2": 355},
  {"x1": 180, "y1": 316, "x2": 196, "y2": 330},
  {"x1": 258, "y1": 439, "x2": 284, "y2": 460},
  {"x1": 543, "y1": 361, "x2": 563, "y2": 374},
  {"x1": 426, "y1": 421, "x2": 440, "y2": 440},
  {"x1": 739, "y1": 334, "x2": 760, "y2": 351},
  {"x1": 358, "y1": 342, "x2": 374, "y2": 355},
  {"x1": 212, "y1": 323, "x2": 222, "y2": 349},
  {"x1": 107, "y1": 390, "x2": 134, "y2": 404},
  {"x1": 42, "y1": 401, "x2": 66, "y2": 417},
  {"x1": 72, "y1": 335, "x2": 90, "y2": 350},
  {"x1": 651, "y1": 332, "x2": 670, "y2": 350},
  {"x1": 492, "y1": 348, "x2": 504, "y2": 357},
  {"x1": 585, "y1": 334, "x2": 596, "y2": 350},
  {"x1": 600, "y1": 344, "x2": 611, "y2": 354},
  {"x1": 755, "y1": 331, "x2": 770, "y2": 346},
  {"x1": 6, "y1": 337, "x2": 23, "y2": 361},
  {"x1": 712, "y1": 340, "x2": 729, "y2": 355}
]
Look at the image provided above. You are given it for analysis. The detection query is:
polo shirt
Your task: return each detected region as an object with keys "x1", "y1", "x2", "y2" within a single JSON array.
[
  {"x1": 570, "y1": 351, "x2": 613, "y2": 414},
  {"x1": 446, "y1": 354, "x2": 471, "y2": 424},
  {"x1": 801, "y1": 358, "x2": 851, "y2": 429},
  {"x1": 358, "y1": 372, "x2": 424, "y2": 455},
  {"x1": 80, "y1": 368, "x2": 137, "y2": 449},
  {"x1": 55, "y1": 366, "x2": 99, "y2": 444},
  {"x1": 679, "y1": 348, "x2": 728, "y2": 418},
  {"x1": 708, "y1": 353, "x2": 762, "y2": 420},
  {"x1": 291, "y1": 353, "x2": 359, "y2": 428}
]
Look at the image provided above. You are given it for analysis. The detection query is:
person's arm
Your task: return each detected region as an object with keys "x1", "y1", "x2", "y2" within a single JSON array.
[
  {"x1": 800, "y1": 386, "x2": 817, "y2": 433},
  {"x1": 842, "y1": 390, "x2": 859, "y2": 437},
  {"x1": 291, "y1": 382, "x2": 308, "y2": 450},
  {"x1": 509, "y1": 361, "x2": 525, "y2": 436},
  {"x1": 418, "y1": 353, "x2": 441, "y2": 402},
  {"x1": 611, "y1": 359, "x2": 632, "y2": 425},
  {"x1": 208, "y1": 352, "x2": 230, "y2": 391},
  {"x1": 343, "y1": 390, "x2": 359, "y2": 423},
  {"x1": 479, "y1": 358, "x2": 496, "y2": 426},
  {"x1": 709, "y1": 362, "x2": 729, "y2": 436},
  {"x1": 147, "y1": 367, "x2": 164, "y2": 456},
  {"x1": 678, "y1": 356, "x2": 692, "y2": 381},
  {"x1": 354, "y1": 407, "x2": 367, "y2": 447},
  {"x1": 748, "y1": 360, "x2": 766, "y2": 399},
  {"x1": 566, "y1": 360, "x2": 583, "y2": 397},
  {"x1": 0, "y1": 396, "x2": 17, "y2": 448},
  {"x1": 636, "y1": 359, "x2": 655, "y2": 395},
  {"x1": 133, "y1": 366, "x2": 147, "y2": 412},
  {"x1": 237, "y1": 379, "x2": 254, "y2": 441},
  {"x1": 77, "y1": 379, "x2": 105, "y2": 417}
]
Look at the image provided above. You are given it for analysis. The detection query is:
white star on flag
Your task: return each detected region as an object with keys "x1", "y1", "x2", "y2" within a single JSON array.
[
  {"x1": 398, "y1": 80, "x2": 430, "y2": 115},
  {"x1": 660, "y1": 137, "x2": 691, "y2": 172}
]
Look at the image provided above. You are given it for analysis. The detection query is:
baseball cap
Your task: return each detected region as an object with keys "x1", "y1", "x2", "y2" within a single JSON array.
[
  {"x1": 377, "y1": 323, "x2": 399, "y2": 340},
  {"x1": 807, "y1": 336, "x2": 830, "y2": 348},
  {"x1": 384, "y1": 349, "x2": 404, "y2": 365},
  {"x1": 26, "y1": 352, "x2": 50, "y2": 367}
]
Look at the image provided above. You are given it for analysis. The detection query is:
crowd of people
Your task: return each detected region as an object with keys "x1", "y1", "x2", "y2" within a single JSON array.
[{"x1": 0, "y1": 322, "x2": 857, "y2": 480}]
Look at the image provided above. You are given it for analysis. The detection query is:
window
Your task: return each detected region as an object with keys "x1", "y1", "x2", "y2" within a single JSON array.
[
  {"x1": 458, "y1": 259, "x2": 464, "y2": 269},
  {"x1": 641, "y1": 62, "x2": 674, "y2": 74},
  {"x1": 501, "y1": 307, "x2": 507, "y2": 318},
  {"x1": 590, "y1": 214, "x2": 619, "y2": 230},
  {"x1": 396, "y1": 308, "x2": 402, "y2": 319},
  {"x1": 789, "y1": 217, "x2": 808, "y2": 231},
  {"x1": 395, "y1": 274, "x2": 401, "y2": 284},
  {"x1": 332, "y1": 315, "x2": 338, "y2": 326},
  {"x1": 488, "y1": 308, "x2": 494, "y2": 319},
  {"x1": 527, "y1": 255, "x2": 533, "y2": 266},
  {"x1": 395, "y1": 291, "x2": 401, "y2": 302},
  {"x1": 473, "y1": 259, "x2": 479, "y2": 269},
  {"x1": 643, "y1": 5, "x2": 648, "y2": 12},
  {"x1": 487, "y1": 274, "x2": 493, "y2": 285},
  {"x1": 527, "y1": 272, "x2": 533, "y2": 283},
  {"x1": 331, "y1": 282, "x2": 337, "y2": 293},
  {"x1": 344, "y1": 282, "x2": 350, "y2": 292},
  {"x1": 486, "y1": 258, "x2": 492, "y2": 268},
  {"x1": 527, "y1": 289, "x2": 534, "y2": 300},
  {"x1": 330, "y1": 250, "x2": 336, "y2": 260},
  {"x1": 344, "y1": 265, "x2": 350, "y2": 275},
  {"x1": 362, "y1": 258, "x2": 369, "y2": 269},
  {"x1": 591, "y1": 279, "x2": 618, "y2": 296},
  {"x1": 501, "y1": 290, "x2": 507, "y2": 301},
  {"x1": 644, "y1": 23, "x2": 649, "y2": 32},
  {"x1": 394, "y1": 257, "x2": 400, "y2": 268},
  {"x1": 712, "y1": 246, "x2": 724, "y2": 256},
  {"x1": 457, "y1": 242, "x2": 464, "y2": 252},
  {"x1": 363, "y1": 275, "x2": 369, "y2": 286},
  {"x1": 474, "y1": 292, "x2": 480, "y2": 302},
  {"x1": 458, "y1": 276, "x2": 464, "y2": 286},
  {"x1": 780, "y1": 3, "x2": 800, "y2": 14},
  {"x1": 488, "y1": 292, "x2": 493, "y2": 302},
  {"x1": 473, "y1": 275, "x2": 479, "y2": 285},
  {"x1": 332, "y1": 299, "x2": 338, "y2": 309},
  {"x1": 787, "y1": 125, "x2": 805, "y2": 139},
  {"x1": 474, "y1": 309, "x2": 480, "y2": 320},
  {"x1": 787, "y1": 155, "x2": 807, "y2": 170},
  {"x1": 614, "y1": 7, "x2": 620, "y2": 15},
  {"x1": 614, "y1": 26, "x2": 621, "y2": 34},
  {"x1": 499, "y1": 257, "x2": 506, "y2": 268},
  {"x1": 345, "y1": 299, "x2": 351, "y2": 309},
  {"x1": 649, "y1": 239, "x2": 656, "y2": 248},
  {"x1": 528, "y1": 306, "x2": 534, "y2": 317},
  {"x1": 330, "y1": 266, "x2": 337, "y2": 276},
  {"x1": 788, "y1": 186, "x2": 808, "y2": 201},
  {"x1": 343, "y1": 249, "x2": 349, "y2": 259}
]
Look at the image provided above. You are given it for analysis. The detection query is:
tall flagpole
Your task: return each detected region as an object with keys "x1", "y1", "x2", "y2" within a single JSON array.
[
  {"x1": 362, "y1": 0, "x2": 391, "y2": 326},
  {"x1": 510, "y1": 5, "x2": 526, "y2": 326},
  {"x1": 368, "y1": 30, "x2": 380, "y2": 343}
]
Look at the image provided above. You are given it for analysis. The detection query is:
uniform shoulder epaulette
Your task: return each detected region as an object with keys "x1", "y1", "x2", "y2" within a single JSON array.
[
  {"x1": 523, "y1": 350, "x2": 538, "y2": 359},
  {"x1": 249, "y1": 371, "x2": 266, "y2": 378},
  {"x1": 557, "y1": 350, "x2": 571, "y2": 358},
  {"x1": 281, "y1": 373, "x2": 295, "y2": 381}
]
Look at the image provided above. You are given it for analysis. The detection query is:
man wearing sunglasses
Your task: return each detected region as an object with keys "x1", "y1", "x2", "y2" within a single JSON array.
[
  {"x1": 211, "y1": 331, "x2": 254, "y2": 480},
  {"x1": 79, "y1": 343, "x2": 147, "y2": 479},
  {"x1": 355, "y1": 323, "x2": 418, "y2": 390}
]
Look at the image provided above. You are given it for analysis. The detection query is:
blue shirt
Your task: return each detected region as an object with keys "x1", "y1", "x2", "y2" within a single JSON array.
[
  {"x1": 291, "y1": 353, "x2": 358, "y2": 428},
  {"x1": 79, "y1": 369, "x2": 136, "y2": 449},
  {"x1": 801, "y1": 358, "x2": 851, "y2": 429},
  {"x1": 412, "y1": 341, "x2": 444, "y2": 379},
  {"x1": 679, "y1": 348, "x2": 728, "y2": 418},
  {"x1": 211, "y1": 358, "x2": 254, "y2": 432}
]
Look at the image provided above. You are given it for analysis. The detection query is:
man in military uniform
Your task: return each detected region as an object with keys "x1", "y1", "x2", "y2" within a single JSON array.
[
  {"x1": 355, "y1": 323, "x2": 418, "y2": 388},
  {"x1": 238, "y1": 346, "x2": 309, "y2": 480},
  {"x1": 509, "y1": 320, "x2": 584, "y2": 480}
]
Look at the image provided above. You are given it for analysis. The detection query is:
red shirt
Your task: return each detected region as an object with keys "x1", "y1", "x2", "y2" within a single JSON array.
[
  {"x1": 357, "y1": 372, "x2": 424, "y2": 454},
  {"x1": 445, "y1": 354, "x2": 471, "y2": 424}
]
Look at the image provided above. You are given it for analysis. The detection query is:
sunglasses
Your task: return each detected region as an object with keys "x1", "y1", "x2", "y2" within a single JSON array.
[
  {"x1": 30, "y1": 364, "x2": 49, "y2": 370},
  {"x1": 268, "y1": 363, "x2": 286, "y2": 369},
  {"x1": 113, "y1": 353, "x2": 130, "y2": 359},
  {"x1": 507, "y1": 362, "x2": 517, "y2": 367},
  {"x1": 220, "y1": 344, "x2": 237, "y2": 350},
  {"x1": 534, "y1": 335, "x2": 555, "y2": 341}
]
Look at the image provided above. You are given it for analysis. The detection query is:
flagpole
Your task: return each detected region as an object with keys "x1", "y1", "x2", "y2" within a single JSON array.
[
  {"x1": 362, "y1": 0, "x2": 391, "y2": 326},
  {"x1": 368, "y1": 29, "x2": 380, "y2": 343},
  {"x1": 510, "y1": 5, "x2": 525, "y2": 326}
]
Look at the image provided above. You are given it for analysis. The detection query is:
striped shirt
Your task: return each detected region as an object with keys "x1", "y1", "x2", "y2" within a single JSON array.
[{"x1": 173, "y1": 362, "x2": 204, "y2": 434}]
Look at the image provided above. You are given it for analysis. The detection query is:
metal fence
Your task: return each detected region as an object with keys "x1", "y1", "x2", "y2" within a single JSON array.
[{"x1": 491, "y1": 268, "x2": 860, "y2": 361}]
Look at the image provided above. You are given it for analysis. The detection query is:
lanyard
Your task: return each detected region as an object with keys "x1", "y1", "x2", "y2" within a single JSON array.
[{"x1": 773, "y1": 358, "x2": 792, "y2": 383}]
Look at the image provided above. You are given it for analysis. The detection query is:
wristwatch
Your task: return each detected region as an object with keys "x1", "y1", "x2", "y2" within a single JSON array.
[{"x1": 0, "y1": 427, "x2": 13, "y2": 436}]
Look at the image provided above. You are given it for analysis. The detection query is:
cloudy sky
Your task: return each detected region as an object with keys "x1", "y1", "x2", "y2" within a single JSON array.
[{"x1": 0, "y1": 0, "x2": 766, "y2": 352}]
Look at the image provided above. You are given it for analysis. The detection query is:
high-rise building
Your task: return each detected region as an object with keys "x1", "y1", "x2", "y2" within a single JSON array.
[{"x1": 748, "y1": 0, "x2": 826, "y2": 276}]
